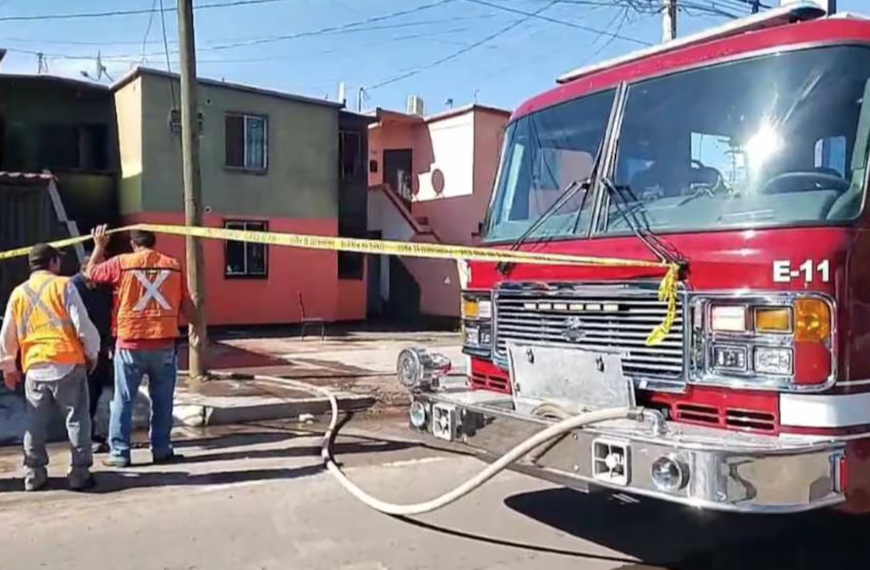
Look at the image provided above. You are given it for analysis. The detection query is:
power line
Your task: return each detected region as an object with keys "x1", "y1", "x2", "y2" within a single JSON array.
[
  {"x1": 158, "y1": 0, "x2": 178, "y2": 109},
  {"x1": 1, "y1": 0, "x2": 462, "y2": 63},
  {"x1": 366, "y1": 0, "x2": 562, "y2": 91},
  {"x1": 465, "y1": 0, "x2": 651, "y2": 47},
  {"x1": 716, "y1": 0, "x2": 772, "y2": 11},
  {"x1": 1, "y1": 14, "x2": 492, "y2": 47},
  {"x1": 0, "y1": 0, "x2": 301, "y2": 23},
  {"x1": 679, "y1": 2, "x2": 743, "y2": 19},
  {"x1": 202, "y1": 0, "x2": 459, "y2": 52},
  {"x1": 141, "y1": 0, "x2": 159, "y2": 64}
]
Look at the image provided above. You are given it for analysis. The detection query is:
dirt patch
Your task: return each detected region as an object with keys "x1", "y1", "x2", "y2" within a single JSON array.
[
  {"x1": 181, "y1": 377, "x2": 323, "y2": 401},
  {"x1": 289, "y1": 358, "x2": 373, "y2": 376},
  {"x1": 178, "y1": 342, "x2": 291, "y2": 371}
]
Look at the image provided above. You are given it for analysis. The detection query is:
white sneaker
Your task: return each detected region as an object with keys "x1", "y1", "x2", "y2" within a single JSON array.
[{"x1": 24, "y1": 468, "x2": 48, "y2": 492}]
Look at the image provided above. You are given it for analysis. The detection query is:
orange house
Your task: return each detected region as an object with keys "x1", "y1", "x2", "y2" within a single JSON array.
[{"x1": 366, "y1": 101, "x2": 510, "y2": 320}]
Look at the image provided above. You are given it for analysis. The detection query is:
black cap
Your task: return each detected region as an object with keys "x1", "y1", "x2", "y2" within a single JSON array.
[{"x1": 28, "y1": 243, "x2": 63, "y2": 268}]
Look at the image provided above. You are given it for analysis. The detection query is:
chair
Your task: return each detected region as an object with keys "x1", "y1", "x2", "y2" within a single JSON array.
[{"x1": 298, "y1": 291, "x2": 325, "y2": 341}]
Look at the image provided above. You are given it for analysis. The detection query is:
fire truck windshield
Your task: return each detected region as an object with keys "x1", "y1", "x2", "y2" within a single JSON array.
[{"x1": 486, "y1": 45, "x2": 870, "y2": 243}]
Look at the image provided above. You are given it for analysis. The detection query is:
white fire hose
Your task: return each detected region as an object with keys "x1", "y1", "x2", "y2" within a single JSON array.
[{"x1": 244, "y1": 373, "x2": 640, "y2": 516}]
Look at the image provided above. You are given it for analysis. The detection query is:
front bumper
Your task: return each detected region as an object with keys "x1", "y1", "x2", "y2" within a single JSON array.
[{"x1": 409, "y1": 386, "x2": 846, "y2": 514}]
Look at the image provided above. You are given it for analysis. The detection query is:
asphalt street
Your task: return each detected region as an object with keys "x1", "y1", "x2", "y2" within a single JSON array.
[{"x1": 0, "y1": 417, "x2": 867, "y2": 570}]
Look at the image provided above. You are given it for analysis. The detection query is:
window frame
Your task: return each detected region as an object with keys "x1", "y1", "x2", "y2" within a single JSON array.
[
  {"x1": 224, "y1": 112, "x2": 269, "y2": 173},
  {"x1": 223, "y1": 219, "x2": 269, "y2": 279},
  {"x1": 339, "y1": 129, "x2": 363, "y2": 182},
  {"x1": 483, "y1": 86, "x2": 619, "y2": 244}
]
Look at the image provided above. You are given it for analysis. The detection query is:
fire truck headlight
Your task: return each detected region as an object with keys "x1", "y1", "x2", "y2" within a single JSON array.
[
  {"x1": 461, "y1": 290, "x2": 493, "y2": 356},
  {"x1": 651, "y1": 455, "x2": 689, "y2": 493},
  {"x1": 692, "y1": 293, "x2": 834, "y2": 389},
  {"x1": 409, "y1": 401, "x2": 428, "y2": 429},
  {"x1": 710, "y1": 305, "x2": 747, "y2": 332}
]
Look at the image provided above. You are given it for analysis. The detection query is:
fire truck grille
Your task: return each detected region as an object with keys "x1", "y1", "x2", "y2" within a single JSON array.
[{"x1": 494, "y1": 286, "x2": 685, "y2": 382}]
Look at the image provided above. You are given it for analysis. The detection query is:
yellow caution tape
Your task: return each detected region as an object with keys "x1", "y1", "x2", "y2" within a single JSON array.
[{"x1": 0, "y1": 223, "x2": 681, "y2": 345}]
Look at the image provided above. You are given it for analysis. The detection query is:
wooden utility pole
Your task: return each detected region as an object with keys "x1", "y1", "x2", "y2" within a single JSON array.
[
  {"x1": 662, "y1": 0, "x2": 677, "y2": 42},
  {"x1": 177, "y1": 0, "x2": 209, "y2": 380}
]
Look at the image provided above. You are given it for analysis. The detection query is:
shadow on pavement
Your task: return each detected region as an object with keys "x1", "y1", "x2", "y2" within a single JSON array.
[
  {"x1": 396, "y1": 516, "x2": 641, "y2": 566},
  {"x1": 395, "y1": 486, "x2": 869, "y2": 569},
  {"x1": 173, "y1": 431, "x2": 299, "y2": 451},
  {"x1": 0, "y1": 435, "x2": 417, "y2": 495},
  {"x1": 501, "y1": 487, "x2": 869, "y2": 569},
  {"x1": 90, "y1": 465, "x2": 324, "y2": 493},
  {"x1": 171, "y1": 439, "x2": 416, "y2": 465}
]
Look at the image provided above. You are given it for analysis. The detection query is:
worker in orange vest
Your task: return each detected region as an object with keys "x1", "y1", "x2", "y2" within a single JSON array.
[
  {"x1": 86, "y1": 225, "x2": 199, "y2": 467},
  {"x1": 0, "y1": 244, "x2": 101, "y2": 492}
]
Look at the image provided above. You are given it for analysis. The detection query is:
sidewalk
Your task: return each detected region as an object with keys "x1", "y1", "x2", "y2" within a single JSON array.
[{"x1": 0, "y1": 329, "x2": 464, "y2": 445}]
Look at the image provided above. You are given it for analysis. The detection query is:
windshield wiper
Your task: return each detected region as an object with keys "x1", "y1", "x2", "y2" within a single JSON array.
[
  {"x1": 495, "y1": 178, "x2": 590, "y2": 275},
  {"x1": 496, "y1": 141, "x2": 606, "y2": 276},
  {"x1": 599, "y1": 176, "x2": 686, "y2": 269}
]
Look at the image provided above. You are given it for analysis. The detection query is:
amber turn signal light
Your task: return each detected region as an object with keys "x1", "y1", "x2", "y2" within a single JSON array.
[
  {"x1": 794, "y1": 299, "x2": 831, "y2": 343},
  {"x1": 755, "y1": 307, "x2": 792, "y2": 333},
  {"x1": 461, "y1": 298, "x2": 480, "y2": 319}
]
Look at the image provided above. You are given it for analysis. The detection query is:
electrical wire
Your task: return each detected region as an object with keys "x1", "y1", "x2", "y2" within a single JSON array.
[
  {"x1": 0, "y1": 14, "x2": 494, "y2": 47},
  {"x1": 158, "y1": 0, "x2": 177, "y2": 109},
  {"x1": 588, "y1": 5, "x2": 634, "y2": 52},
  {"x1": 203, "y1": 0, "x2": 459, "y2": 52},
  {"x1": 141, "y1": 0, "x2": 160, "y2": 65},
  {"x1": 468, "y1": 0, "x2": 625, "y2": 82},
  {"x1": 194, "y1": 26, "x2": 481, "y2": 65},
  {"x1": 466, "y1": 0, "x2": 652, "y2": 47},
  {"x1": 365, "y1": 0, "x2": 562, "y2": 91},
  {"x1": 0, "y1": 0, "x2": 462, "y2": 64},
  {"x1": 0, "y1": 0, "x2": 303, "y2": 23}
]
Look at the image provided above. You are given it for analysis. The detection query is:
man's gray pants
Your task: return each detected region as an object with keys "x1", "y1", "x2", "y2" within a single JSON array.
[{"x1": 24, "y1": 365, "x2": 93, "y2": 477}]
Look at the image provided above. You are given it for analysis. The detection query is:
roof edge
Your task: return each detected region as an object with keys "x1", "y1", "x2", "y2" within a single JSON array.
[
  {"x1": 369, "y1": 103, "x2": 511, "y2": 127},
  {"x1": 556, "y1": 1, "x2": 827, "y2": 84},
  {"x1": 112, "y1": 66, "x2": 345, "y2": 110}
]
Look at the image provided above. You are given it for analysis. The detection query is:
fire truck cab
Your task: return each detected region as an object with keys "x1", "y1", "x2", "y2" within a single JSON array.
[{"x1": 396, "y1": 2, "x2": 870, "y2": 514}]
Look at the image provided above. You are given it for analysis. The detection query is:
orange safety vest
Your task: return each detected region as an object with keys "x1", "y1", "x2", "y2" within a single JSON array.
[
  {"x1": 10, "y1": 273, "x2": 86, "y2": 372},
  {"x1": 115, "y1": 249, "x2": 183, "y2": 341}
]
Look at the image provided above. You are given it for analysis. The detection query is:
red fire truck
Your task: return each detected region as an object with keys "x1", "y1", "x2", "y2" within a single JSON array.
[{"x1": 395, "y1": 2, "x2": 870, "y2": 514}]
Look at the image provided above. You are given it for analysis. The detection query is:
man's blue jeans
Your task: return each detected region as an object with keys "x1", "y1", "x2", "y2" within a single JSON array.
[{"x1": 109, "y1": 347, "x2": 178, "y2": 461}]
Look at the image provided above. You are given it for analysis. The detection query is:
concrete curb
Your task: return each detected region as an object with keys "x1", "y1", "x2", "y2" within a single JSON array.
[
  {"x1": 1, "y1": 374, "x2": 377, "y2": 446},
  {"x1": 166, "y1": 370, "x2": 379, "y2": 428}
]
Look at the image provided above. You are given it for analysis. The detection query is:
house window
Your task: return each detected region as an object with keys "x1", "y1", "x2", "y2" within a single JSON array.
[
  {"x1": 339, "y1": 130, "x2": 362, "y2": 181},
  {"x1": 225, "y1": 113, "x2": 268, "y2": 171},
  {"x1": 224, "y1": 220, "x2": 268, "y2": 278}
]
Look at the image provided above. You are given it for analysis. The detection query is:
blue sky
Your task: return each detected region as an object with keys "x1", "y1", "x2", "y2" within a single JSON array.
[{"x1": 0, "y1": 0, "x2": 863, "y2": 113}]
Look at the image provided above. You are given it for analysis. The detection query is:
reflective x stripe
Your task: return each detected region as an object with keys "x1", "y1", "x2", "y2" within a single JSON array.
[
  {"x1": 17, "y1": 278, "x2": 72, "y2": 338},
  {"x1": 132, "y1": 269, "x2": 172, "y2": 311}
]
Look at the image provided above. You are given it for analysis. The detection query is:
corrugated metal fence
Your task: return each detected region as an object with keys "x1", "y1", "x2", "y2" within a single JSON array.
[{"x1": 0, "y1": 182, "x2": 77, "y2": 308}]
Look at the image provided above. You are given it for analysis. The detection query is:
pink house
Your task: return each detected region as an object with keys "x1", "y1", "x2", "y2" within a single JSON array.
[{"x1": 366, "y1": 101, "x2": 510, "y2": 321}]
